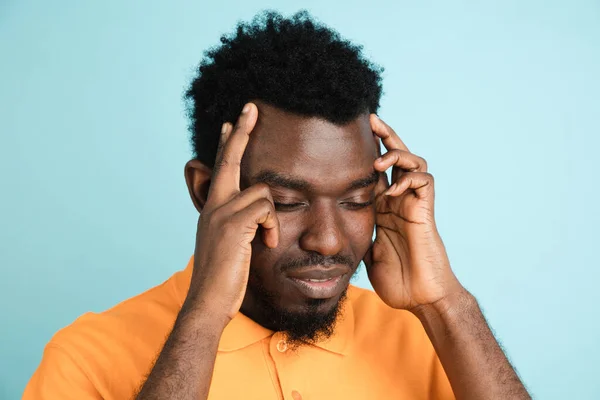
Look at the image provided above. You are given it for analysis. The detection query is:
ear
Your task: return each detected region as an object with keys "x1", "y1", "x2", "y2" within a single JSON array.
[{"x1": 184, "y1": 159, "x2": 212, "y2": 213}]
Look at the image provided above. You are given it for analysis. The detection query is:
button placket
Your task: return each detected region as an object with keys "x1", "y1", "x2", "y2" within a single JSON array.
[{"x1": 270, "y1": 333, "x2": 298, "y2": 400}]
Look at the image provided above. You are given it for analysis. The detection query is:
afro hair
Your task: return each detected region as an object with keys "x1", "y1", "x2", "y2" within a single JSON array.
[{"x1": 185, "y1": 10, "x2": 384, "y2": 167}]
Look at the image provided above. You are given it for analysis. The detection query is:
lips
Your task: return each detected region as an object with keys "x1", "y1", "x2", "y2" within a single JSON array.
[
  {"x1": 286, "y1": 265, "x2": 349, "y2": 299},
  {"x1": 286, "y1": 266, "x2": 348, "y2": 281}
]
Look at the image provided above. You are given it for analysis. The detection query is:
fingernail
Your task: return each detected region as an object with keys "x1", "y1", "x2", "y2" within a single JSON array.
[
  {"x1": 221, "y1": 123, "x2": 228, "y2": 134},
  {"x1": 242, "y1": 104, "x2": 251, "y2": 114},
  {"x1": 385, "y1": 183, "x2": 397, "y2": 195}
]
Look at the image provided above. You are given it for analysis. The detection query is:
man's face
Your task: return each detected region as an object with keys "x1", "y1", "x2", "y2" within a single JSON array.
[{"x1": 239, "y1": 101, "x2": 381, "y2": 344}]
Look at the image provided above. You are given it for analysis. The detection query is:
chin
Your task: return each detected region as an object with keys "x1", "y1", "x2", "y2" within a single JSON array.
[
  {"x1": 283, "y1": 281, "x2": 348, "y2": 312},
  {"x1": 243, "y1": 273, "x2": 349, "y2": 334},
  {"x1": 280, "y1": 288, "x2": 349, "y2": 347}
]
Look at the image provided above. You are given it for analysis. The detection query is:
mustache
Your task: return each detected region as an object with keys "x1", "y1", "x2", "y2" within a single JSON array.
[{"x1": 280, "y1": 252, "x2": 354, "y2": 272}]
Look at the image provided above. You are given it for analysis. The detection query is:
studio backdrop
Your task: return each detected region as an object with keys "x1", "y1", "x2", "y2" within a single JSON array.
[{"x1": 1, "y1": 1, "x2": 598, "y2": 399}]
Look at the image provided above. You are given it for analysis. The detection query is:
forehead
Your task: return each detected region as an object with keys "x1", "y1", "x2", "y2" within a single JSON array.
[{"x1": 241, "y1": 102, "x2": 378, "y2": 191}]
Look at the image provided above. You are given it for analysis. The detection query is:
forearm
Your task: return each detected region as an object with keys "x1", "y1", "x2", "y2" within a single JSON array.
[
  {"x1": 135, "y1": 304, "x2": 225, "y2": 400},
  {"x1": 412, "y1": 290, "x2": 530, "y2": 400}
]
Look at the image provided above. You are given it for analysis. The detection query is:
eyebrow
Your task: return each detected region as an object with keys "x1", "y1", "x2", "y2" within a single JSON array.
[
  {"x1": 252, "y1": 170, "x2": 379, "y2": 192},
  {"x1": 347, "y1": 170, "x2": 380, "y2": 191}
]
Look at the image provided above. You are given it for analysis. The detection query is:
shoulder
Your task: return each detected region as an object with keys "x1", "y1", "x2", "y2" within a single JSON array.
[
  {"x1": 52, "y1": 272, "x2": 182, "y2": 354},
  {"x1": 43, "y1": 270, "x2": 185, "y2": 395}
]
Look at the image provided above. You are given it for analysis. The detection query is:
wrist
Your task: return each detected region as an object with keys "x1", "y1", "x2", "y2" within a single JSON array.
[
  {"x1": 179, "y1": 295, "x2": 231, "y2": 335},
  {"x1": 411, "y1": 289, "x2": 478, "y2": 329}
]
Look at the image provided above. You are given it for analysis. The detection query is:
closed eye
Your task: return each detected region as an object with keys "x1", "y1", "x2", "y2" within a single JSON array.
[
  {"x1": 274, "y1": 200, "x2": 374, "y2": 212},
  {"x1": 342, "y1": 200, "x2": 373, "y2": 210},
  {"x1": 274, "y1": 202, "x2": 306, "y2": 212}
]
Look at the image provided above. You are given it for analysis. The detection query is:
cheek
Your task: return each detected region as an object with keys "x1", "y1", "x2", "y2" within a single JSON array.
[
  {"x1": 345, "y1": 210, "x2": 376, "y2": 254},
  {"x1": 249, "y1": 219, "x2": 300, "y2": 277},
  {"x1": 249, "y1": 235, "x2": 279, "y2": 275}
]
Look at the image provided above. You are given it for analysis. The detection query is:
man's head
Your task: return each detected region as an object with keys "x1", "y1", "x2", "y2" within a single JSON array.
[{"x1": 184, "y1": 11, "x2": 385, "y2": 347}]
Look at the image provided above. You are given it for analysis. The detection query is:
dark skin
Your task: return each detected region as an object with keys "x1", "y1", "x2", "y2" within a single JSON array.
[
  {"x1": 136, "y1": 101, "x2": 530, "y2": 400},
  {"x1": 239, "y1": 101, "x2": 379, "y2": 323}
]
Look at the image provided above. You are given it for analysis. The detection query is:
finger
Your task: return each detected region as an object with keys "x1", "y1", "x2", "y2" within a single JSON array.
[
  {"x1": 374, "y1": 149, "x2": 428, "y2": 174},
  {"x1": 206, "y1": 122, "x2": 233, "y2": 201},
  {"x1": 209, "y1": 103, "x2": 258, "y2": 204},
  {"x1": 231, "y1": 197, "x2": 280, "y2": 248},
  {"x1": 370, "y1": 114, "x2": 410, "y2": 152},
  {"x1": 214, "y1": 122, "x2": 234, "y2": 168},
  {"x1": 217, "y1": 183, "x2": 274, "y2": 216},
  {"x1": 385, "y1": 171, "x2": 434, "y2": 200}
]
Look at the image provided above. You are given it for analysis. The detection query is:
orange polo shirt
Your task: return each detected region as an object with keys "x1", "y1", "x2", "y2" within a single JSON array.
[{"x1": 24, "y1": 256, "x2": 455, "y2": 399}]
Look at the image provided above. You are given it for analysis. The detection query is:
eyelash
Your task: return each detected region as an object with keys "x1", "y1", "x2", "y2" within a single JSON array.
[
  {"x1": 344, "y1": 200, "x2": 374, "y2": 210},
  {"x1": 274, "y1": 200, "x2": 373, "y2": 212}
]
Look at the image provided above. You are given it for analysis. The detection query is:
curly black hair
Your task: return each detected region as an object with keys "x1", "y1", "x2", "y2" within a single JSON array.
[{"x1": 185, "y1": 10, "x2": 384, "y2": 167}]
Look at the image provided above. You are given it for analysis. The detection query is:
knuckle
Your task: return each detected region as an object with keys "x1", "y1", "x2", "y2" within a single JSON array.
[
  {"x1": 239, "y1": 183, "x2": 272, "y2": 202},
  {"x1": 401, "y1": 173, "x2": 415, "y2": 184},
  {"x1": 257, "y1": 183, "x2": 273, "y2": 200},
  {"x1": 203, "y1": 208, "x2": 221, "y2": 227},
  {"x1": 244, "y1": 183, "x2": 273, "y2": 203},
  {"x1": 220, "y1": 217, "x2": 238, "y2": 234},
  {"x1": 399, "y1": 173, "x2": 411, "y2": 183},
  {"x1": 251, "y1": 182, "x2": 270, "y2": 195},
  {"x1": 258, "y1": 197, "x2": 273, "y2": 210},
  {"x1": 257, "y1": 199, "x2": 276, "y2": 218}
]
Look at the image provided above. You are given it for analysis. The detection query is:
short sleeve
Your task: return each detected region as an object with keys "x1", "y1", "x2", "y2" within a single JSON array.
[{"x1": 23, "y1": 344, "x2": 102, "y2": 400}]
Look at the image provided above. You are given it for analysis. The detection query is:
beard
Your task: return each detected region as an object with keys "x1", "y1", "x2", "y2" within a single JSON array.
[
  {"x1": 246, "y1": 278, "x2": 348, "y2": 350},
  {"x1": 244, "y1": 251, "x2": 357, "y2": 349}
]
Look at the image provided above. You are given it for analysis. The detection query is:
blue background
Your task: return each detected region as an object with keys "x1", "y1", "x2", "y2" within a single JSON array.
[{"x1": 1, "y1": 1, "x2": 598, "y2": 398}]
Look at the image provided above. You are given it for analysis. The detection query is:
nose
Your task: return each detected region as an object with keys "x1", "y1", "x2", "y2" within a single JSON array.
[{"x1": 299, "y1": 202, "x2": 345, "y2": 256}]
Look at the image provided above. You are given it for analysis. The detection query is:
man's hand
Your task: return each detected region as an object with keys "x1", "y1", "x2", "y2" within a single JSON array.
[
  {"x1": 364, "y1": 114, "x2": 465, "y2": 311},
  {"x1": 185, "y1": 102, "x2": 280, "y2": 326},
  {"x1": 136, "y1": 103, "x2": 279, "y2": 400},
  {"x1": 365, "y1": 115, "x2": 530, "y2": 399}
]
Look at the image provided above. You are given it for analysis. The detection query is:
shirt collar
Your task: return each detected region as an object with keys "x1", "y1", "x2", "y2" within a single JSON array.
[{"x1": 175, "y1": 255, "x2": 355, "y2": 356}]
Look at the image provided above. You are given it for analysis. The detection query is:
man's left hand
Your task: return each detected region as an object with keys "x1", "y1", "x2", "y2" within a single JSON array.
[{"x1": 364, "y1": 114, "x2": 466, "y2": 312}]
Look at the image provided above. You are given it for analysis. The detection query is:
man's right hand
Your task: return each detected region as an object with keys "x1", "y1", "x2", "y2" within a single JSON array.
[
  {"x1": 183, "y1": 102, "x2": 280, "y2": 327},
  {"x1": 135, "y1": 103, "x2": 275, "y2": 400}
]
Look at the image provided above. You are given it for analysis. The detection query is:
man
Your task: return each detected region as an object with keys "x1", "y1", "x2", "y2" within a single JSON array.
[{"x1": 24, "y1": 11, "x2": 529, "y2": 400}]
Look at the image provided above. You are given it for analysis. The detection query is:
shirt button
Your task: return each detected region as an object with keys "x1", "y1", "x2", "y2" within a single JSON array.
[
  {"x1": 291, "y1": 390, "x2": 302, "y2": 400},
  {"x1": 276, "y1": 339, "x2": 288, "y2": 352}
]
